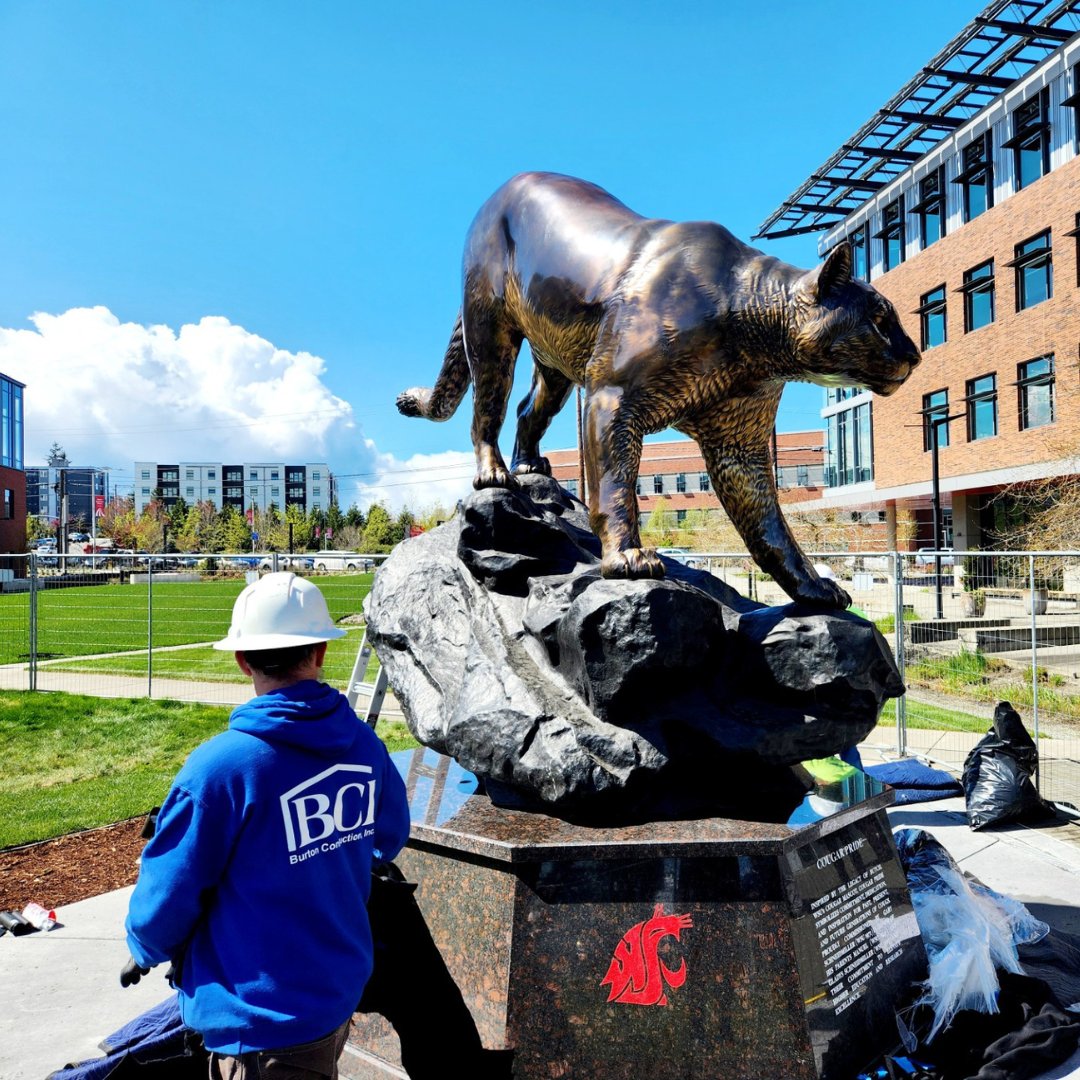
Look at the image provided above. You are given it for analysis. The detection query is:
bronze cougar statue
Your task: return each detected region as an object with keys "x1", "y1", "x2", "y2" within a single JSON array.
[{"x1": 398, "y1": 172, "x2": 919, "y2": 608}]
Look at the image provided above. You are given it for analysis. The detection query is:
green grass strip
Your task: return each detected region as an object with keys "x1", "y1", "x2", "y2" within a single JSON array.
[{"x1": 0, "y1": 690, "x2": 416, "y2": 848}]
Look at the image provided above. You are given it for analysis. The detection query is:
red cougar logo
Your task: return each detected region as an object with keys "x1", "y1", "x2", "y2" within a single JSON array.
[{"x1": 600, "y1": 903, "x2": 693, "y2": 1006}]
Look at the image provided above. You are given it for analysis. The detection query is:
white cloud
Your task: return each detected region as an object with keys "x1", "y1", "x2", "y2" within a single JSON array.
[
  {"x1": 0, "y1": 306, "x2": 355, "y2": 482},
  {"x1": 351, "y1": 441, "x2": 475, "y2": 514}
]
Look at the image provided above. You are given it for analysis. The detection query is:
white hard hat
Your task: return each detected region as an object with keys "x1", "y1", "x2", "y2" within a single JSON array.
[{"x1": 213, "y1": 572, "x2": 347, "y2": 651}]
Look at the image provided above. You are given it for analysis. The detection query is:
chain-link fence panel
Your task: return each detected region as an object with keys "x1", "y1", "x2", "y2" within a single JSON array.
[{"x1": 898, "y1": 550, "x2": 1080, "y2": 804}]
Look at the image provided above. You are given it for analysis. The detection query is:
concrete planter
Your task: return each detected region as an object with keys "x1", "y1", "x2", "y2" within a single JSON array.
[{"x1": 1024, "y1": 588, "x2": 1048, "y2": 615}]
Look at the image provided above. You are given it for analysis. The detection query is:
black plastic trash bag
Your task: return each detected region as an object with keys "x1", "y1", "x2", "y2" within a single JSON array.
[{"x1": 962, "y1": 702, "x2": 1055, "y2": 831}]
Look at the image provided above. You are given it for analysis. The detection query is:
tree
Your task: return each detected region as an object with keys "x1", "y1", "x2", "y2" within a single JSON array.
[
  {"x1": 360, "y1": 504, "x2": 395, "y2": 552},
  {"x1": 220, "y1": 505, "x2": 252, "y2": 552},
  {"x1": 285, "y1": 503, "x2": 312, "y2": 552},
  {"x1": 168, "y1": 498, "x2": 189, "y2": 534},
  {"x1": 326, "y1": 500, "x2": 345, "y2": 539},
  {"x1": 344, "y1": 505, "x2": 366, "y2": 531},
  {"x1": 392, "y1": 508, "x2": 415, "y2": 545},
  {"x1": 641, "y1": 497, "x2": 677, "y2": 545}
]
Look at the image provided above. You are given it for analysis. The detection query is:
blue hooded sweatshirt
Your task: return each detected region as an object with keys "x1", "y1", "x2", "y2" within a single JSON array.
[{"x1": 125, "y1": 680, "x2": 411, "y2": 1055}]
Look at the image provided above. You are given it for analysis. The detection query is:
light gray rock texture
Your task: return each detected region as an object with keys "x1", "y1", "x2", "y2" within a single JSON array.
[{"x1": 365, "y1": 475, "x2": 903, "y2": 816}]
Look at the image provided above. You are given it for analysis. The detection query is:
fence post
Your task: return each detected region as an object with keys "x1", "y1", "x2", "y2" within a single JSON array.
[
  {"x1": 892, "y1": 549, "x2": 906, "y2": 757},
  {"x1": 147, "y1": 558, "x2": 154, "y2": 699},
  {"x1": 1029, "y1": 553, "x2": 1040, "y2": 792},
  {"x1": 28, "y1": 553, "x2": 37, "y2": 692}
]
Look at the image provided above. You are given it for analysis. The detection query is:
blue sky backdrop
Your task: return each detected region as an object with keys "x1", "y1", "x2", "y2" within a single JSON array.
[{"x1": 0, "y1": 0, "x2": 980, "y2": 510}]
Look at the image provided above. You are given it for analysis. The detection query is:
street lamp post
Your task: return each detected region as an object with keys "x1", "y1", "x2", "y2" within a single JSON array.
[{"x1": 927, "y1": 411, "x2": 965, "y2": 619}]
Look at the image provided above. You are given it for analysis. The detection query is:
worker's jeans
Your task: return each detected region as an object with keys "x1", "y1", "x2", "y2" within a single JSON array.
[{"x1": 208, "y1": 1019, "x2": 351, "y2": 1080}]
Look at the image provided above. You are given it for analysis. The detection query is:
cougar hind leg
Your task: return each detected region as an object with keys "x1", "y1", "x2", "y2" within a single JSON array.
[
  {"x1": 464, "y1": 297, "x2": 523, "y2": 489},
  {"x1": 397, "y1": 312, "x2": 469, "y2": 421},
  {"x1": 511, "y1": 362, "x2": 574, "y2": 476}
]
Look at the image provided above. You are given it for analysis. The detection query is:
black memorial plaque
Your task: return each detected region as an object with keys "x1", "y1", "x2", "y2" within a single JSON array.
[{"x1": 782, "y1": 813, "x2": 927, "y2": 1079}]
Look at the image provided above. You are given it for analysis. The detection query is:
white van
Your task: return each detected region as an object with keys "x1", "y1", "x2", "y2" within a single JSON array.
[{"x1": 311, "y1": 550, "x2": 371, "y2": 572}]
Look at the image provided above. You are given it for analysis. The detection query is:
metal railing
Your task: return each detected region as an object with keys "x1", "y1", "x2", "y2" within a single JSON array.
[{"x1": 1, "y1": 548, "x2": 1075, "y2": 804}]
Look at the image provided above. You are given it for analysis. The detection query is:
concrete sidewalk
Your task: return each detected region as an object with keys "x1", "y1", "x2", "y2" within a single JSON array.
[
  {"x1": 2, "y1": 801, "x2": 1079, "y2": 1080},
  {"x1": 0, "y1": 886, "x2": 175, "y2": 1079}
]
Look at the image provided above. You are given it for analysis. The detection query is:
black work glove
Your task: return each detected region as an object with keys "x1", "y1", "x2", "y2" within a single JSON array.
[{"x1": 120, "y1": 956, "x2": 150, "y2": 987}]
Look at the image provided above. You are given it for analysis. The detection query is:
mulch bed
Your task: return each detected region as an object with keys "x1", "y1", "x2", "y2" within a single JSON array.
[{"x1": 0, "y1": 818, "x2": 149, "y2": 914}]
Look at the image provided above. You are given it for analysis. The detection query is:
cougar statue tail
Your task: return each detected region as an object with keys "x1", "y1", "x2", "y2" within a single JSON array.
[{"x1": 396, "y1": 312, "x2": 469, "y2": 421}]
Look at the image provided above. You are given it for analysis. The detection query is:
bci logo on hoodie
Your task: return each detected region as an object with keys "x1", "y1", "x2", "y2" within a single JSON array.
[{"x1": 280, "y1": 763, "x2": 378, "y2": 855}]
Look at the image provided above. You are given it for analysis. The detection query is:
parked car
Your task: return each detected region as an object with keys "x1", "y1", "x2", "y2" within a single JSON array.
[
  {"x1": 312, "y1": 551, "x2": 368, "y2": 572},
  {"x1": 655, "y1": 547, "x2": 705, "y2": 569},
  {"x1": 258, "y1": 554, "x2": 315, "y2": 572},
  {"x1": 914, "y1": 547, "x2": 955, "y2": 567}
]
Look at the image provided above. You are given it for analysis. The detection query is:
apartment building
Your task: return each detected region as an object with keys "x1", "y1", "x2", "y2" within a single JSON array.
[
  {"x1": 134, "y1": 461, "x2": 334, "y2": 516},
  {"x1": 758, "y1": 1, "x2": 1080, "y2": 553}
]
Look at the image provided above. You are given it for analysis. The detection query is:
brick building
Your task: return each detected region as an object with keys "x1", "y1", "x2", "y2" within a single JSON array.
[
  {"x1": 758, "y1": 2, "x2": 1080, "y2": 554},
  {"x1": 546, "y1": 432, "x2": 825, "y2": 525}
]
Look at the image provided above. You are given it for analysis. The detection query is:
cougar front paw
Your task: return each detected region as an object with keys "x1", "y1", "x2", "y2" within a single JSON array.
[
  {"x1": 474, "y1": 465, "x2": 517, "y2": 490},
  {"x1": 601, "y1": 547, "x2": 666, "y2": 580}
]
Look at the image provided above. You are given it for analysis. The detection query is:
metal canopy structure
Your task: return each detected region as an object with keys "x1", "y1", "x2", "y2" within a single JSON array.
[{"x1": 756, "y1": 0, "x2": 1080, "y2": 241}]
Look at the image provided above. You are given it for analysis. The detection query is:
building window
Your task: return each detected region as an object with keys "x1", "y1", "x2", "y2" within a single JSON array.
[
  {"x1": 955, "y1": 134, "x2": 993, "y2": 222},
  {"x1": 913, "y1": 168, "x2": 945, "y2": 247},
  {"x1": 312, "y1": 471, "x2": 321, "y2": 481},
  {"x1": 207, "y1": 469, "x2": 216, "y2": 480},
  {"x1": 876, "y1": 198, "x2": 905, "y2": 271},
  {"x1": 565, "y1": 479, "x2": 578, "y2": 497},
  {"x1": 917, "y1": 285, "x2": 946, "y2": 349},
  {"x1": 208, "y1": 487, "x2": 216, "y2": 495},
  {"x1": 1062, "y1": 63, "x2": 1080, "y2": 152},
  {"x1": 922, "y1": 390, "x2": 950, "y2": 451},
  {"x1": 676, "y1": 473, "x2": 686, "y2": 493},
  {"x1": 966, "y1": 374, "x2": 997, "y2": 441},
  {"x1": 1007, "y1": 90, "x2": 1050, "y2": 191},
  {"x1": 1013, "y1": 231, "x2": 1052, "y2": 311},
  {"x1": 961, "y1": 260, "x2": 995, "y2": 332},
  {"x1": 185, "y1": 469, "x2": 194, "y2": 480},
  {"x1": 249, "y1": 470, "x2": 258, "y2": 480},
  {"x1": 185, "y1": 487, "x2": 194, "y2": 497},
  {"x1": 849, "y1": 225, "x2": 869, "y2": 281},
  {"x1": 3, "y1": 489, "x2": 13, "y2": 519},
  {"x1": 271, "y1": 487, "x2": 280, "y2": 498},
  {"x1": 651, "y1": 474, "x2": 662, "y2": 494},
  {"x1": 1018, "y1": 355, "x2": 1055, "y2": 430},
  {"x1": 141, "y1": 470, "x2": 151, "y2": 481},
  {"x1": 270, "y1": 470, "x2": 279, "y2": 480},
  {"x1": 825, "y1": 402, "x2": 872, "y2": 486},
  {"x1": 699, "y1": 472, "x2": 710, "y2": 492},
  {"x1": 313, "y1": 486, "x2": 321, "y2": 496},
  {"x1": 141, "y1": 487, "x2": 151, "y2": 496}
]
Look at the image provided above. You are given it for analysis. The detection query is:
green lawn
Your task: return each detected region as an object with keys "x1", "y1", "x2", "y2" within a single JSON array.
[
  {"x1": 0, "y1": 574, "x2": 374, "y2": 666},
  {"x1": 46, "y1": 631, "x2": 380, "y2": 686},
  {"x1": 0, "y1": 689, "x2": 417, "y2": 849}
]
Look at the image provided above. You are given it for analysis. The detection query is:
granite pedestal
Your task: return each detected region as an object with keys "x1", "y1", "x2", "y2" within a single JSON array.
[{"x1": 344, "y1": 750, "x2": 926, "y2": 1080}]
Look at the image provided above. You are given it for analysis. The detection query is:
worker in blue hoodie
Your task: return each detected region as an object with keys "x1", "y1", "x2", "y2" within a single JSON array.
[{"x1": 122, "y1": 572, "x2": 411, "y2": 1079}]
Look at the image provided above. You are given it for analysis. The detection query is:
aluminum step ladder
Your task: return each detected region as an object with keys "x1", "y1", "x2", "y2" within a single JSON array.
[{"x1": 345, "y1": 629, "x2": 389, "y2": 728}]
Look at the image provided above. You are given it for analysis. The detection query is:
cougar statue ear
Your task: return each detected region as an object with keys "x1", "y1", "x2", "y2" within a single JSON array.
[{"x1": 802, "y1": 241, "x2": 853, "y2": 303}]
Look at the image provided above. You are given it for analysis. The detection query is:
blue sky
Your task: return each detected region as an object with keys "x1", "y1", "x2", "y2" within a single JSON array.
[{"x1": 0, "y1": 0, "x2": 980, "y2": 510}]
